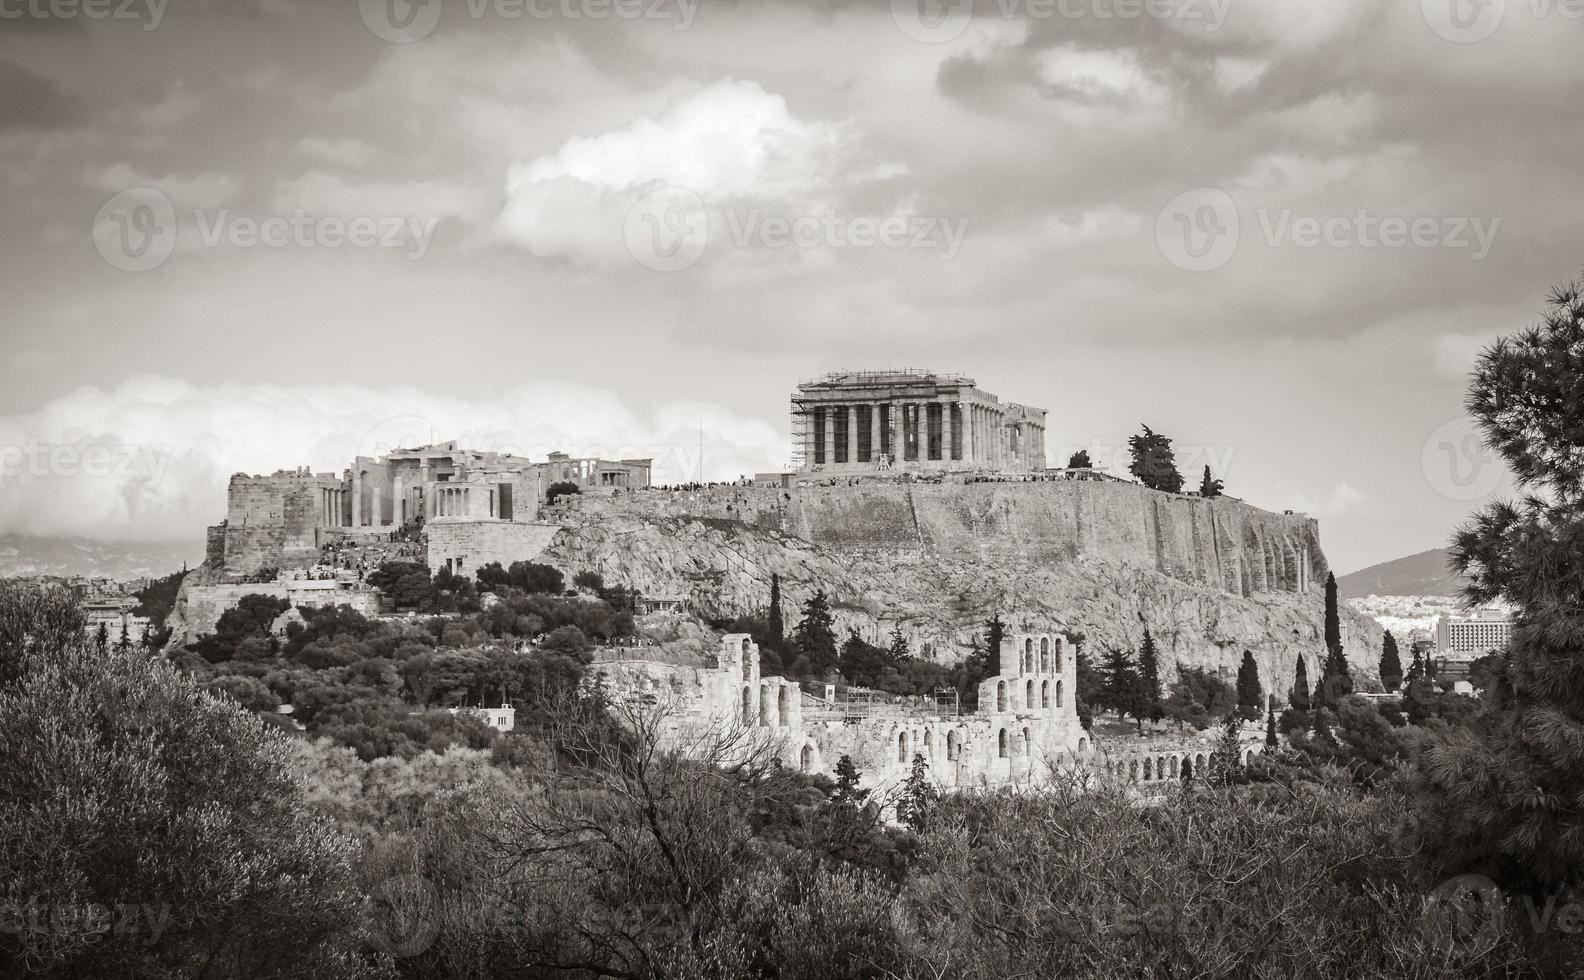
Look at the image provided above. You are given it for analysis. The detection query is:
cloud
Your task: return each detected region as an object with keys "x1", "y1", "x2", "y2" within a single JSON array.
[
  {"x1": 0, "y1": 59, "x2": 81, "y2": 132},
  {"x1": 295, "y1": 136, "x2": 376, "y2": 168},
  {"x1": 0, "y1": 377, "x2": 785, "y2": 542},
  {"x1": 1287, "y1": 482, "x2": 1366, "y2": 516},
  {"x1": 494, "y1": 78, "x2": 858, "y2": 265},
  {"x1": 273, "y1": 171, "x2": 489, "y2": 224},
  {"x1": 84, "y1": 163, "x2": 240, "y2": 209}
]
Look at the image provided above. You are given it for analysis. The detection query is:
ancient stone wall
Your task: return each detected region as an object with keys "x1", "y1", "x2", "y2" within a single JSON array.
[
  {"x1": 167, "y1": 581, "x2": 381, "y2": 645},
  {"x1": 423, "y1": 520, "x2": 563, "y2": 576},
  {"x1": 567, "y1": 482, "x2": 1324, "y2": 598}
]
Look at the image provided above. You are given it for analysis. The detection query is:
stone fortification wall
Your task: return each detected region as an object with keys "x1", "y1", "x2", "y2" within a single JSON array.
[{"x1": 565, "y1": 481, "x2": 1323, "y2": 599}]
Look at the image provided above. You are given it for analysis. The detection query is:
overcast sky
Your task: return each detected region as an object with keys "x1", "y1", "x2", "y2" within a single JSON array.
[{"x1": 0, "y1": 0, "x2": 1577, "y2": 573}]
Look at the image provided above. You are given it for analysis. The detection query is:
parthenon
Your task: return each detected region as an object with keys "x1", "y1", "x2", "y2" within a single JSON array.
[{"x1": 791, "y1": 369, "x2": 1047, "y2": 474}]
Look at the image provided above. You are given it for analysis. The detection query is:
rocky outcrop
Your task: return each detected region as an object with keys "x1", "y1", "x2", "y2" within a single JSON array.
[{"x1": 540, "y1": 482, "x2": 1383, "y2": 695}]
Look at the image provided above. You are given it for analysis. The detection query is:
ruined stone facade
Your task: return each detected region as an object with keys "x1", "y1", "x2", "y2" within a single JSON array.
[
  {"x1": 791, "y1": 369, "x2": 1047, "y2": 474},
  {"x1": 205, "y1": 442, "x2": 649, "y2": 577},
  {"x1": 599, "y1": 630, "x2": 1088, "y2": 796}
]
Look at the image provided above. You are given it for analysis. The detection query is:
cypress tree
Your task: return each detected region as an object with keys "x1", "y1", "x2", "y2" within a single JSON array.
[
  {"x1": 1199, "y1": 465, "x2": 1224, "y2": 498},
  {"x1": 1098, "y1": 646, "x2": 1142, "y2": 726},
  {"x1": 1380, "y1": 632, "x2": 1404, "y2": 692},
  {"x1": 983, "y1": 613, "x2": 1007, "y2": 675},
  {"x1": 1235, "y1": 650, "x2": 1263, "y2": 720},
  {"x1": 1138, "y1": 630, "x2": 1162, "y2": 722},
  {"x1": 1208, "y1": 714, "x2": 1244, "y2": 787},
  {"x1": 767, "y1": 573, "x2": 785, "y2": 646},
  {"x1": 1316, "y1": 573, "x2": 1352, "y2": 709},
  {"x1": 832, "y1": 755, "x2": 868, "y2": 807},
  {"x1": 1265, "y1": 704, "x2": 1278, "y2": 748},
  {"x1": 1290, "y1": 655, "x2": 1311, "y2": 711}
]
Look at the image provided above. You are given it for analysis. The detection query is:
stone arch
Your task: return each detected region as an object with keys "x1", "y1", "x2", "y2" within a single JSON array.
[
  {"x1": 1026, "y1": 679, "x2": 1035, "y2": 708},
  {"x1": 741, "y1": 637, "x2": 752, "y2": 680},
  {"x1": 1077, "y1": 737, "x2": 1088, "y2": 753},
  {"x1": 800, "y1": 743, "x2": 815, "y2": 771},
  {"x1": 898, "y1": 730, "x2": 910, "y2": 763},
  {"x1": 1195, "y1": 752, "x2": 1207, "y2": 771},
  {"x1": 1056, "y1": 679, "x2": 1064, "y2": 708},
  {"x1": 1143, "y1": 757, "x2": 1153, "y2": 780},
  {"x1": 998, "y1": 728, "x2": 1009, "y2": 758},
  {"x1": 777, "y1": 685, "x2": 791, "y2": 727},
  {"x1": 996, "y1": 681, "x2": 1007, "y2": 712},
  {"x1": 924, "y1": 728, "x2": 933, "y2": 752},
  {"x1": 1169, "y1": 755, "x2": 1180, "y2": 778},
  {"x1": 1040, "y1": 636, "x2": 1051, "y2": 672},
  {"x1": 1128, "y1": 759, "x2": 1139, "y2": 782},
  {"x1": 946, "y1": 730, "x2": 959, "y2": 761},
  {"x1": 741, "y1": 687, "x2": 753, "y2": 725},
  {"x1": 1157, "y1": 755, "x2": 1167, "y2": 779},
  {"x1": 1021, "y1": 726, "x2": 1032, "y2": 757},
  {"x1": 1041, "y1": 679, "x2": 1050, "y2": 709},
  {"x1": 1024, "y1": 637, "x2": 1034, "y2": 668},
  {"x1": 759, "y1": 685, "x2": 772, "y2": 727}
]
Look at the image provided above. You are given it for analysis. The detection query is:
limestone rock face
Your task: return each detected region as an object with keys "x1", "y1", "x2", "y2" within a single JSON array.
[{"x1": 541, "y1": 483, "x2": 1383, "y2": 695}]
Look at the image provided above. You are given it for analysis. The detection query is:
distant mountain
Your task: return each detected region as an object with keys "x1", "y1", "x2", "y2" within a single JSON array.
[
  {"x1": 1338, "y1": 548, "x2": 1466, "y2": 599},
  {"x1": 0, "y1": 535, "x2": 203, "y2": 582}
]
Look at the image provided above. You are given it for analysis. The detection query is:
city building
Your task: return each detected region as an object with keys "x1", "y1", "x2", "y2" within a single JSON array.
[
  {"x1": 789, "y1": 369, "x2": 1047, "y2": 474},
  {"x1": 1435, "y1": 607, "x2": 1514, "y2": 659}
]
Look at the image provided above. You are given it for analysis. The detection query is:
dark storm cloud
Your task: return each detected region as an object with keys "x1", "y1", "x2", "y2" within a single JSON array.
[{"x1": 0, "y1": 59, "x2": 80, "y2": 130}]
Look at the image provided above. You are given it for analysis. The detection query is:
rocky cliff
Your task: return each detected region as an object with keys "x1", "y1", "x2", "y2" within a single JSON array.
[{"x1": 540, "y1": 481, "x2": 1383, "y2": 695}]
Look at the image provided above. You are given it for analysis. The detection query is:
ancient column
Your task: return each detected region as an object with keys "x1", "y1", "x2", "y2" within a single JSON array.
[
  {"x1": 960, "y1": 400, "x2": 973, "y2": 465},
  {"x1": 846, "y1": 405, "x2": 858, "y2": 465},
  {"x1": 392, "y1": 475, "x2": 404, "y2": 526},
  {"x1": 830, "y1": 405, "x2": 842, "y2": 468},
  {"x1": 869, "y1": 402, "x2": 882, "y2": 466},
  {"x1": 351, "y1": 471, "x2": 363, "y2": 526}
]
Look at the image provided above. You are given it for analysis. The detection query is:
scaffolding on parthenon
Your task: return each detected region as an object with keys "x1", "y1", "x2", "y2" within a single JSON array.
[
  {"x1": 795, "y1": 367, "x2": 977, "y2": 391},
  {"x1": 789, "y1": 396, "x2": 809, "y2": 472}
]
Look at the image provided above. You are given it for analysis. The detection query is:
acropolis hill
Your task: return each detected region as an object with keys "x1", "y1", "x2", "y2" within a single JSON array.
[{"x1": 182, "y1": 369, "x2": 1383, "y2": 694}]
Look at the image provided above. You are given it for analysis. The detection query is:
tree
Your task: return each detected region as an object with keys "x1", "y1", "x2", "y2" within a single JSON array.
[
  {"x1": 1235, "y1": 650, "x2": 1263, "y2": 721},
  {"x1": 832, "y1": 754, "x2": 868, "y2": 808},
  {"x1": 766, "y1": 573, "x2": 785, "y2": 647},
  {"x1": 896, "y1": 754, "x2": 937, "y2": 833},
  {"x1": 1137, "y1": 630, "x2": 1163, "y2": 723},
  {"x1": 1067, "y1": 449, "x2": 1093, "y2": 469},
  {"x1": 1162, "y1": 666, "x2": 1236, "y2": 731},
  {"x1": 1316, "y1": 573, "x2": 1353, "y2": 710},
  {"x1": 1290, "y1": 654, "x2": 1312, "y2": 712},
  {"x1": 793, "y1": 591, "x2": 839, "y2": 678},
  {"x1": 1265, "y1": 705, "x2": 1279, "y2": 749},
  {"x1": 1417, "y1": 277, "x2": 1584, "y2": 889},
  {"x1": 1073, "y1": 639, "x2": 1102, "y2": 729},
  {"x1": 0, "y1": 588, "x2": 365, "y2": 976},
  {"x1": 1380, "y1": 632, "x2": 1403, "y2": 692},
  {"x1": 94, "y1": 621, "x2": 108, "y2": 654},
  {"x1": 887, "y1": 624, "x2": 910, "y2": 662},
  {"x1": 1199, "y1": 465, "x2": 1224, "y2": 498},
  {"x1": 982, "y1": 613, "x2": 1007, "y2": 675},
  {"x1": 1208, "y1": 714, "x2": 1245, "y2": 787},
  {"x1": 1127, "y1": 425, "x2": 1184, "y2": 493},
  {"x1": 1097, "y1": 647, "x2": 1145, "y2": 729},
  {"x1": 545, "y1": 480, "x2": 581, "y2": 505},
  {"x1": 1179, "y1": 755, "x2": 1193, "y2": 785}
]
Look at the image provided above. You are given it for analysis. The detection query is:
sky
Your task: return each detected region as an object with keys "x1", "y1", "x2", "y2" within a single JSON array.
[{"x1": 0, "y1": 0, "x2": 1578, "y2": 573}]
